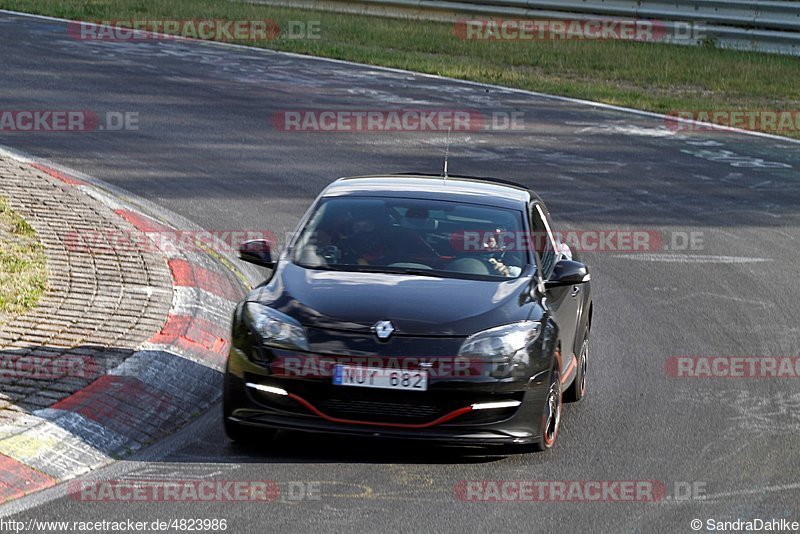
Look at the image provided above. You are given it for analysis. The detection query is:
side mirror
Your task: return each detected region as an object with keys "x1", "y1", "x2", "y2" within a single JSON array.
[
  {"x1": 239, "y1": 239, "x2": 274, "y2": 268},
  {"x1": 545, "y1": 259, "x2": 590, "y2": 288}
]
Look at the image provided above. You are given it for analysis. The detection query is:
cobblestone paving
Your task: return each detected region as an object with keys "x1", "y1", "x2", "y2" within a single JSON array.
[{"x1": 0, "y1": 156, "x2": 172, "y2": 417}]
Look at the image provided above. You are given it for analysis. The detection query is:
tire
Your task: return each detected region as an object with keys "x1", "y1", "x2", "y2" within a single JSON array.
[
  {"x1": 564, "y1": 330, "x2": 589, "y2": 403},
  {"x1": 533, "y1": 366, "x2": 562, "y2": 452}
]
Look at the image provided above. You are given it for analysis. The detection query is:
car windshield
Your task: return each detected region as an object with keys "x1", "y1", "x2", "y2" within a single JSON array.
[{"x1": 291, "y1": 196, "x2": 527, "y2": 280}]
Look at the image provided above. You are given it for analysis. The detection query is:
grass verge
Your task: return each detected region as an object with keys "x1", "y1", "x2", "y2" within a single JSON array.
[
  {"x1": 0, "y1": 196, "x2": 47, "y2": 325},
  {"x1": 1, "y1": 0, "x2": 799, "y2": 138}
]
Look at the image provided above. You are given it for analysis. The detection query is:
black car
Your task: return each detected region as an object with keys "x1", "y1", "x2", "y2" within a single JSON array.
[{"x1": 224, "y1": 174, "x2": 592, "y2": 450}]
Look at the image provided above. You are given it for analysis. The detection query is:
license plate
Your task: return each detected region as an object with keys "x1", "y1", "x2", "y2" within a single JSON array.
[{"x1": 332, "y1": 365, "x2": 428, "y2": 392}]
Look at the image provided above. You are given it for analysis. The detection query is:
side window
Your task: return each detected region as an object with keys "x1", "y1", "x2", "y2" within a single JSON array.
[
  {"x1": 530, "y1": 203, "x2": 557, "y2": 277},
  {"x1": 540, "y1": 205, "x2": 569, "y2": 260}
]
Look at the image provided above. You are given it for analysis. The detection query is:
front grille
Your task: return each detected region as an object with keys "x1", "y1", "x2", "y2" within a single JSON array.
[
  {"x1": 244, "y1": 372, "x2": 523, "y2": 426},
  {"x1": 318, "y1": 398, "x2": 444, "y2": 424}
]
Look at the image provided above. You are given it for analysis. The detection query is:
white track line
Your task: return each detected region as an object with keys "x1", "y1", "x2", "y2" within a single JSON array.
[
  {"x1": 613, "y1": 254, "x2": 772, "y2": 263},
  {"x1": 1, "y1": 9, "x2": 799, "y2": 146}
]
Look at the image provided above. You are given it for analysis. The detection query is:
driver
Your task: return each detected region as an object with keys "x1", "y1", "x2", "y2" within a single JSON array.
[{"x1": 341, "y1": 212, "x2": 394, "y2": 265}]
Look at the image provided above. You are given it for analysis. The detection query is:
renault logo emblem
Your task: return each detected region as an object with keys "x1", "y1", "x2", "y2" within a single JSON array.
[{"x1": 372, "y1": 320, "x2": 395, "y2": 340}]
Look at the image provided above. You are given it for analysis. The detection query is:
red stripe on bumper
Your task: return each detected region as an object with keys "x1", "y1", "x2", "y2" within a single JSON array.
[{"x1": 286, "y1": 393, "x2": 473, "y2": 429}]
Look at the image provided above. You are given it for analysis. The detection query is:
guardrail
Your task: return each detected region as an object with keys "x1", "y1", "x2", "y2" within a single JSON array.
[{"x1": 252, "y1": 0, "x2": 800, "y2": 55}]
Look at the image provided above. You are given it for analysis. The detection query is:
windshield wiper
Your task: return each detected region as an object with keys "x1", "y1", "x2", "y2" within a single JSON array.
[
  {"x1": 301, "y1": 263, "x2": 493, "y2": 280},
  {"x1": 299, "y1": 263, "x2": 349, "y2": 271},
  {"x1": 350, "y1": 265, "x2": 443, "y2": 278}
]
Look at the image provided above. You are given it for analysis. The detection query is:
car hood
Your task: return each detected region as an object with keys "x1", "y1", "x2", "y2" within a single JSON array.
[{"x1": 254, "y1": 262, "x2": 533, "y2": 336}]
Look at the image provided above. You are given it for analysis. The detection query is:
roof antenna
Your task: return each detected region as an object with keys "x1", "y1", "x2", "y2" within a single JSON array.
[{"x1": 441, "y1": 126, "x2": 452, "y2": 181}]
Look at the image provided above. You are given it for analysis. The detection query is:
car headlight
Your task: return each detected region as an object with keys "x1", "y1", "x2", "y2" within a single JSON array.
[
  {"x1": 243, "y1": 302, "x2": 309, "y2": 352},
  {"x1": 458, "y1": 321, "x2": 541, "y2": 370}
]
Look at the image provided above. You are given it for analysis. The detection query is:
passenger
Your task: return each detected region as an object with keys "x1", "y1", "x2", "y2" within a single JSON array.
[{"x1": 482, "y1": 232, "x2": 522, "y2": 277}]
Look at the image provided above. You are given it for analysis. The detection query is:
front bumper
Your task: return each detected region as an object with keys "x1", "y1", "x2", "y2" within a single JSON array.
[{"x1": 225, "y1": 344, "x2": 552, "y2": 446}]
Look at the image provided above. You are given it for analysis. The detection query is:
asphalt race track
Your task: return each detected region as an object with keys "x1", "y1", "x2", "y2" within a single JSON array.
[{"x1": 2, "y1": 10, "x2": 800, "y2": 533}]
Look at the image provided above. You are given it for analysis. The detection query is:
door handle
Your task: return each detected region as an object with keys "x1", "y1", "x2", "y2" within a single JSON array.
[{"x1": 571, "y1": 286, "x2": 580, "y2": 298}]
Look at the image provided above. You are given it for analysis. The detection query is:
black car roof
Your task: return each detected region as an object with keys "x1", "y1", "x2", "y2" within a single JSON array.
[{"x1": 322, "y1": 174, "x2": 541, "y2": 209}]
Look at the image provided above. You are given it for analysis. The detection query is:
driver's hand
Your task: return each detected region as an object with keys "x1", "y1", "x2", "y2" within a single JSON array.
[{"x1": 488, "y1": 258, "x2": 510, "y2": 276}]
